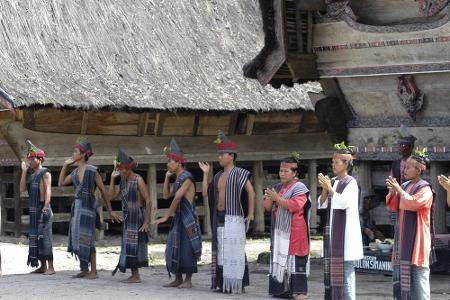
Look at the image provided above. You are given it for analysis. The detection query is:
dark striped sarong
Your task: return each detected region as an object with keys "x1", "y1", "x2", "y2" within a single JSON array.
[
  {"x1": 68, "y1": 165, "x2": 98, "y2": 272},
  {"x1": 324, "y1": 175, "x2": 353, "y2": 300},
  {"x1": 166, "y1": 170, "x2": 202, "y2": 276},
  {"x1": 392, "y1": 180, "x2": 436, "y2": 300},
  {"x1": 27, "y1": 168, "x2": 53, "y2": 267},
  {"x1": 113, "y1": 174, "x2": 149, "y2": 275},
  {"x1": 269, "y1": 256, "x2": 308, "y2": 298}
]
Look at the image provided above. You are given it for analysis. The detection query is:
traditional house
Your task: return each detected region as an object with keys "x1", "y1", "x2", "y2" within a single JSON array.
[
  {"x1": 245, "y1": 0, "x2": 450, "y2": 233},
  {"x1": 0, "y1": 0, "x2": 330, "y2": 237}
]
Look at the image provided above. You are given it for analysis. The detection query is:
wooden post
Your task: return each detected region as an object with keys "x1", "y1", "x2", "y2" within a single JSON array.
[
  {"x1": 154, "y1": 113, "x2": 165, "y2": 136},
  {"x1": 0, "y1": 169, "x2": 5, "y2": 235},
  {"x1": 307, "y1": 11, "x2": 313, "y2": 53},
  {"x1": 354, "y1": 161, "x2": 373, "y2": 196},
  {"x1": 137, "y1": 112, "x2": 149, "y2": 137},
  {"x1": 246, "y1": 114, "x2": 255, "y2": 136},
  {"x1": 253, "y1": 160, "x2": 265, "y2": 233},
  {"x1": 80, "y1": 112, "x2": 89, "y2": 135},
  {"x1": 13, "y1": 167, "x2": 21, "y2": 237},
  {"x1": 192, "y1": 113, "x2": 200, "y2": 136},
  {"x1": 148, "y1": 164, "x2": 158, "y2": 238},
  {"x1": 308, "y1": 160, "x2": 318, "y2": 230},
  {"x1": 430, "y1": 162, "x2": 446, "y2": 233},
  {"x1": 55, "y1": 187, "x2": 65, "y2": 234},
  {"x1": 228, "y1": 113, "x2": 239, "y2": 135},
  {"x1": 295, "y1": 9, "x2": 304, "y2": 53},
  {"x1": 202, "y1": 164, "x2": 212, "y2": 238}
]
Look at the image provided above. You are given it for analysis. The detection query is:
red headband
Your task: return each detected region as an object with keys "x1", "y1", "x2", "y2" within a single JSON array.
[
  {"x1": 116, "y1": 161, "x2": 138, "y2": 170},
  {"x1": 216, "y1": 142, "x2": 238, "y2": 150},
  {"x1": 27, "y1": 151, "x2": 45, "y2": 158},
  {"x1": 75, "y1": 144, "x2": 93, "y2": 158},
  {"x1": 166, "y1": 153, "x2": 186, "y2": 164}
]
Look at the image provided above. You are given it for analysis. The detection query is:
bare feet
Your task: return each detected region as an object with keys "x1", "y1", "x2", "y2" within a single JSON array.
[
  {"x1": 30, "y1": 267, "x2": 46, "y2": 274},
  {"x1": 85, "y1": 271, "x2": 98, "y2": 279},
  {"x1": 177, "y1": 281, "x2": 192, "y2": 289},
  {"x1": 294, "y1": 294, "x2": 308, "y2": 300},
  {"x1": 121, "y1": 275, "x2": 142, "y2": 283},
  {"x1": 43, "y1": 269, "x2": 56, "y2": 275},
  {"x1": 163, "y1": 279, "x2": 182, "y2": 288},
  {"x1": 72, "y1": 271, "x2": 88, "y2": 278}
]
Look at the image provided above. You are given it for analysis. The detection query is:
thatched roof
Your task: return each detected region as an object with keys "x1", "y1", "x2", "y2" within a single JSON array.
[{"x1": 0, "y1": 1, "x2": 321, "y2": 112}]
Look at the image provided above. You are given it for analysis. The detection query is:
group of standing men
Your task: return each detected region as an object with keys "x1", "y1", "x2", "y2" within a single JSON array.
[
  {"x1": 5, "y1": 132, "x2": 257, "y2": 293},
  {"x1": 152, "y1": 132, "x2": 256, "y2": 292},
  {"x1": 1, "y1": 126, "x2": 449, "y2": 300}
]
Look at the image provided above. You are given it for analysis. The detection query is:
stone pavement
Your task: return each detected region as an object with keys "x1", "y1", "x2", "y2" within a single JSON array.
[{"x1": 0, "y1": 238, "x2": 448, "y2": 299}]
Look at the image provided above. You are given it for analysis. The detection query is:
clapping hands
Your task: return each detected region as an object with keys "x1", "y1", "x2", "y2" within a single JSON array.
[
  {"x1": 318, "y1": 173, "x2": 333, "y2": 193},
  {"x1": 386, "y1": 176, "x2": 401, "y2": 193},
  {"x1": 264, "y1": 188, "x2": 278, "y2": 202},
  {"x1": 438, "y1": 174, "x2": 450, "y2": 191}
]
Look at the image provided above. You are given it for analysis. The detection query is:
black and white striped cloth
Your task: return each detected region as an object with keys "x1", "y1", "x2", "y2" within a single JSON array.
[{"x1": 270, "y1": 181, "x2": 309, "y2": 283}]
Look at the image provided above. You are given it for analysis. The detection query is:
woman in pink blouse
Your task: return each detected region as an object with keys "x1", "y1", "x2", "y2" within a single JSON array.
[{"x1": 263, "y1": 155, "x2": 311, "y2": 300}]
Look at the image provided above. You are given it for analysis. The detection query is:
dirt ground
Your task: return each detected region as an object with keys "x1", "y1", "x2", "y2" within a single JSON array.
[{"x1": 0, "y1": 235, "x2": 449, "y2": 300}]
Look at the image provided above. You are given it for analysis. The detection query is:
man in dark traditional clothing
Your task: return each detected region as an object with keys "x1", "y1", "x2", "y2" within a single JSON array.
[
  {"x1": 154, "y1": 138, "x2": 202, "y2": 289},
  {"x1": 19, "y1": 140, "x2": 55, "y2": 275},
  {"x1": 58, "y1": 137, "x2": 120, "y2": 279},
  {"x1": 318, "y1": 142, "x2": 363, "y2": 300},
  {"x1": 391, "y1": 125, "x2": 416, "y2": 184},
  {"x1": 386, "y1": 150, "x2": 435, "y2": 300},
  {"x1": 390, "y1": 125, "x2": 417, "y2": 231},
  {"x1": 201, "y1": 131, "x2": 256, "y2": 294},
  {"x1": 110, "y1": 148, "x2": 151, "y2": 283}
]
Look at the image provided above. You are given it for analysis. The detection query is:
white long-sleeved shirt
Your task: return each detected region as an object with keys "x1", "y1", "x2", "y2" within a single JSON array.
[{"x1": 318, "y1": 178, "x2": 364, "y2": 261}]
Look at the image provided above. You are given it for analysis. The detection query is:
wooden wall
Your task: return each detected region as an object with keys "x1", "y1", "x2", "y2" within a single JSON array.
[
  {"x1": 0, "y1": 108, "x2": 335, "y2": 237},
  {"x1": 18, "y1": 109, "x2": 324, "y2": 137},
  {"x1": 2, "y1": 159, "x2": 328, "y2": 238}
]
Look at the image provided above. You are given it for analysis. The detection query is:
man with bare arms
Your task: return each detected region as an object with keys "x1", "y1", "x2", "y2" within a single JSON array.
[
  {"x1": 58, "y1": 137, "x2": 120, "y2": 279},
  {"x1": 154, "y1": 138, "x2": 202, "y2": 289},
  {"x1": 200, "y1": 131, "x2": 255, "y2": 294},
  {"x1": 110, "y1": 147, "x2": 151, "y2": 283},
  {"x1": 19, "y1": 140, "x2": 55, "y2": 275}
]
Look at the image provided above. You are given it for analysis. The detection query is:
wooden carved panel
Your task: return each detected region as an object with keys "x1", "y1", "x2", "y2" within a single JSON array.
[
  {"x1": 397, "y1": 75, "x2": 424, "y2": 120},
  {"x1": 417, "y1": 0, "x2": 449, "y2": 17}
]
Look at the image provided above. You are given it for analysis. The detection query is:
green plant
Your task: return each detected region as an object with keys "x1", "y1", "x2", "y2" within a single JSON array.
[{"x1": 333, "y1": 141, "x2": 355, "y2": 152}]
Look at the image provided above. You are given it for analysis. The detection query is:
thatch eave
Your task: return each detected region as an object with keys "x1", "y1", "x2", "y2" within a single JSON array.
[
  {"x1": 0, "y1": 1, "x2": 321, "y2": 113},
  {"x1": 12, "y1": 105, "x2": 314, "y2": 114}
]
